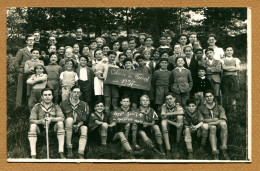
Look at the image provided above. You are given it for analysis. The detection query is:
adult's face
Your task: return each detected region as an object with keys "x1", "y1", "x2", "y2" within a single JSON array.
[
  {"x1": 205, "y1": 92, "x2": 214, "y2": 104},
  {"x1": 122, "y1": 41, "x2": 128, "y2": 51},
  {"x1": 70, "y1": 88, "x2": 81, "y2": 100},
  {"x1": 76, "y1": 29, "x2": 83, "y2": 39},
  {"x1": 110, "y1": 33, "x2": 118, "y2": 41},
  {"x1": 33, "y1": 33, "x2": 40, "y2": 42},
  {"x1": 189, "y1": 34, "x2": 197, "y2": 44},
  {"x1": 41, "y1": 90, "x2": 53, "y2": 104},
  {"x1": 139, "y1": 35, "x2": 146, "y2": 45},
  {"x1": 26, "y1": 36, "x2": 35, "y2": 46},
  {"x1": 207, "y1": 36, "x2": 216, "y2": 46},
  {"x1": 145, "y1": 38, "x2": 153, "y2": 47},
  {"x1": 165, "y1": 95, "x2": 176, "y2": 106}
]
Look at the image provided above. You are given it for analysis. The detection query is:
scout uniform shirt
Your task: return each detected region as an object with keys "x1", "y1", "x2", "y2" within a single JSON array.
[
  {"x1": 161, "y1": 103, "x2": 184, "y2": 121},
  {"x1": 60, "y1": 99, "x2": 88, "y2": 125},
  {"x1": 198, "y1": 103, "x2": 227, "y2": 123},
  {"x1": 89, "y1": 112, "x2": 109, "y2": 132},
  {"x1": 183, "y1": 110, "x2": 200, "y2": 127},
  {"x1": 30, "y1": 102, "x2": 64, "y2": 121}
]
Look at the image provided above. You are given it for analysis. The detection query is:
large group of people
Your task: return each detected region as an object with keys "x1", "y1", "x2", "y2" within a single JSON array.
[{"x1": 14, "y1": 27, "x2": 241, "y2": 160}]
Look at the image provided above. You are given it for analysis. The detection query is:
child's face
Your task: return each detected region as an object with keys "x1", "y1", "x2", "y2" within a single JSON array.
[
  {"x1": 139, "y1": 35, "x2": 146, "y2": 45},
  {"x1": 113, "y1": 42, "x2": 120, "y2": 51},
  {"x1": 65, "y1": 48, "x2": 73, "y2": 58},
  {"x1": 205, "y1": 92, "x2": 214, "y2": 104},
  {"x1": 195, "y1": 51, "x2": 203, "y2": 60},
  {"x1": 49, "y1": 46, "x2": 56, "y2": 53},
  {"x1": 159, "y1": 61, "x2": 168, "y2": 69},
  {"x1": 58, "y1": 47, "x2": 65, "y2": 55},
  {"x1": 198, "y1": 69, "x2": 206, "y2": 77},
  {"x1": 145, "y1": 38, "x2": 153, "y2": 47},
  {"x1": 126, "y1": 50, "x2": 133, "y2": 58},
  {"x1": 102, "y1": 46, "x2": 110, "y2": 55},
  {"x1": 124, "y1": 61, "x2": 133, "y2": 69},
  {"x1": 153, "y1": 51, "x2": 160, "y2": 60},
  {"x1": 121, "y1": 98, "x2": 130, "y2": 108},
  {"x1": 144, "y1": 52, "x2": 151, "y2": 60},
  {"x1": 179, "y1": 36, "x2": 187, "y2": 45},
  {"x1": 102, "y1": 58, "x2": 109, "y2": 64},
  {"x1": 177, "y1": 58, "x2": 184, "y2": 67},
  {"x1": 129, "y1": 40, "x2": 136, "y2": 50},
  {"x1": 165, "y1": 95, "x2": 175, "y2": 106},
  {"x1": 97, "y1": 39, "x2": 103, "y2": 48},
  {"x1": 48, "y1": 37, "x2": 56, "y2": 45},
  {"x1": 33, "y1": 33, "x2": 40, "y2": 42},
  {"x1": 122, "y1": 42, "x2": 128, "y2": 50},
  {"x1": 184, "y1": 47, "x2": 193, "y2": 58},
  {"x1": 95, "y1": 50, "x2": 103, "y2": 61},
  {"x1": 225, "y1": 47, "x2": 233, "y2": 57},
  {"x1": 140, "y1": 96, "x2": 150, "y2": 107},
  {"x1": 108, "y1": 54, "x2": 116, "y2": 63},
  {"x1": 75, "y1": 29, "x2": 83, "y2": 38},
  {"x1": 166, "y1": 37, "x2": 172, "y2": 45},
  {"x1": 36, "y1": 66, "x2": 44, "y2": 74},
  {"x1": 119, "y1": 55, "x2": 126, "y2": 63},
  {"x1": 80, "y1": 57, "x2": 87, "y2": 67},
  {"x1": 65, "y1": 61, "x2": 73, "y2": 70},
  {"x1": 187, "y1": 103, "x2": 196, "y2": 113},
  {"x1": 206, "y1": 51, "x2": 214, "y2": 59},
  {"x1": 137, "y1": 59, "x2": 144, "y2": 67},
  {"x1": 90, "y1": 42, "x2": 97, "y2": 50},
  {"x1": 73, "y1": 44, "x2": 80, "y2": 53},
  {"x1": 193, "y1": 41, "x2": 201, "y2": 49},
  {"x1": 189, "y1": 34, "x2": 197, "y2": 43},
  {"x1": 161, "y1": 53, "x2": 169, "y2": 59},
  {"x1": 174, "y1": 45, "x2": 182, "y2": 54},
  {"x1": 82, "y1": 47, "x2": 90, "y2": 55},
  {"x1": 207, "y1": 37, "x2": 216, "y2": 46},
  {"x1": 160, "y1": 37, "x2": 166, "y2": 45},
  {"x1": 95, "y1": 103, "x2": 105, "y2": 113},
  {"x1": 49, "y1": 55, "x2": 58, "y2": 64},
  {"x1": 31, "y1": 50, "x2": 40, "y2": 60}
]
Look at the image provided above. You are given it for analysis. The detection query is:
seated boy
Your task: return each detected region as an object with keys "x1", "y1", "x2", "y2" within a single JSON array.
[
  {"x1": 137, "y1": 95, "x2": 164, "y2": 156},
  {"x1": 109, "y1": 95, "x2": 144, "y2": 159},
  {"x1": 198, "y1": 90, "x2": 230, "y2": 160},
  {"x1": 183, "y1": 99, "x2": 207, "y2": 159},
  {"x1": 161, "y1": 93, "x2": 184, "y2": 158}
]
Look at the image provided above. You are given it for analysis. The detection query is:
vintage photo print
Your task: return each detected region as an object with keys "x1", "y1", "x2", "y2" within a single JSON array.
[{"x1": 6, "y1": 7, "x2": 251, "y2": 163}]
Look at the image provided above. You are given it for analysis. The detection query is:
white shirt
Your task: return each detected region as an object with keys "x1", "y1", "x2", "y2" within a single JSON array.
[
  {"x1": 79, "y1": 67, "x2": 88, "y2": 81},
  {"x1": 186, "y1": 58, "x2": 191, "y2": 67}
]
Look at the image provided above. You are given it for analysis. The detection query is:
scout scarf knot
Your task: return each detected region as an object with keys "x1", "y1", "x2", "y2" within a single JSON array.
[
  {"x1": 70, "y1": 98, "x2": 80, "y2": 123},
  {"x1": 205, "y1": 102, "x2": 216, "y2": 118}
]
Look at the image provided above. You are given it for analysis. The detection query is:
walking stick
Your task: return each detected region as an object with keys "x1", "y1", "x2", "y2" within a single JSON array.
[{"x1": 45, "y1": 113, "x2": 50, "y2": 159}]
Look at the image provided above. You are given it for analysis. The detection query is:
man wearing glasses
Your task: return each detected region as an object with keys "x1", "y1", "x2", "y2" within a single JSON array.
[{"x1": 60, "y1": 85, "x2": 89, "y2": 159}]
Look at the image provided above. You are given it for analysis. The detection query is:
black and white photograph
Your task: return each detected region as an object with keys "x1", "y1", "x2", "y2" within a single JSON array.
[{"x1": 6, "y1": 7, "x2": 250, "y2": 162}]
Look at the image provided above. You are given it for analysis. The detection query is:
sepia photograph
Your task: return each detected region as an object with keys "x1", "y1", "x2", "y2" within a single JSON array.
[{"x1": 6, "y1": 7, "x2": 250, "y2": 162}]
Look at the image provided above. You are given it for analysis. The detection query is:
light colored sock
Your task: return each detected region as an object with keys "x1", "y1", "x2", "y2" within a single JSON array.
[
  {"x1": 78, "y1": 135, "x2": 87, "y2": 154},
  {"x1": 28, "y1": 132, "x2": 37, "y2": 156},
  {"x1": 57, "y1": 130, "x2": 65, "y2": 153}
]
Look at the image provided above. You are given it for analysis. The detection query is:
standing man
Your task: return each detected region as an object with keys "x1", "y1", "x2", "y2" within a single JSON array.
[
  {"x1": 14, "y1": 34, "x2": 34, "y2": 107},
  {"x1": 28, "y1": 88, "x2": 65, "y2": 159},
  {"x1": 60, "y1": 85, "x2": 89, "y2": 159}
]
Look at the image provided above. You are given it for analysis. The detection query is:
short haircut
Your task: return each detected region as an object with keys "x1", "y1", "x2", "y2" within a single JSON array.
[
  {"x1": 207, "y1": 34, "x2": 217, "y2": 40},
  {"x1": 135, "y1": 55, "x2": 145, "y2": 62},
  {"x1": 160, "y1": 50, "x2": 169, "y2": 57},
  {"x1": 94, "y1": 49, "x2": 102, "y2": 57},
  {"x1": 144, "y1": 36, "x2": 153, "y2": 42},
  {"x1": 79, "y1": 55, "x2": 89, "y2": 62},
  {"x1": 195, "y1": 48, "x2": 203, "y2": 54},
  {"x1": 119, "y1": 53, "x2": 127, "y2": 60},
  {"x1": 160, "y1": 34, "x2": 167, "y2": 39},
  {"x1": 128, "y1": 37, "x2": 136, "y2": 43},
  {"x1": 165, "y1": 92, "x2": 175, "y2": 99},
  {"x1": 186, "y1": 99, "x2": 197, "y2": 106},
  {"x1": 152, "y1": 49, "x2": 160, "y2": 56},
  {"x1": 189, "y1": 32, "x2": 197, "y2": 37},
  {"x1": 197, "y1": 66, "x2": 206, "y2": 72},
  {"x1": 107, "y1": 50, "x2": 117, "y2": 56},
  {"x1": 76, "y1": 26, "x2": 83, "y2": 31},
  {"x1": 89, "y1": 39, "x2": 97, "y2": 45},
  {"x1": 183, "y1": 45, "x2": 193, "y2": 52},
  {"x1": 25, "y1": 34, "x2": 34, "y2": 40},
  {"x1": 133, "y1": 51, "x2": 142, "y2": 57},
  {"x1": 94, "y1": 100, "x2": 104, "y2": 106},
  {"x1": 112, "y1": 40, "x2": 120, "y2": 46},
  {"x1": 65, "y1": 58, "x2": 75, "y2": 67},
  {"x1": 205, "y1": 48, "x2": 214, "y2": 54},
  {"x1": 178, "y1": 34, "x2": 188, "y2": 40},
  {"x1": 102, "y1": 44, "x2": 110, "y2": 49},
  {"x1": 224, "y1": 46, "x2": 233, "y2": 50},
  {"x1": 30, "y1": 48, "x2": 40, "y2": 53},
  {"x1": 175, "y1": 56, "x2": 185, "y2": 63},
  {"x1": 49, "y1": 52, "x2": 57, "y2": 58},
  {"x1": 121, "y1": 95, "x2": 131, "y2": 102},
  {"x1": 204, "y1": 90, "x2": 215, "y2": 97},
  {"x1": 159, "y1": 58, "x2": 168, "y2": 64},
  {"x1": 71, "y1": 85, "x2": 81, "y2": 92},
  {"x1": 140, "y1": 94, "x2": 149, "y2": 101},
  {"x1": 123, "y1": 58, "x2": 133, "y2": 65},
  {"x1": 41, "y1": 88, "x2": 54, "y2": 96},
  {"x1": 34, "y1": 64, "x2": 47, "y2": 74}
]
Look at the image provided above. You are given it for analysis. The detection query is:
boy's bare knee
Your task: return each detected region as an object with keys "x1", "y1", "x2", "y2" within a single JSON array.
[
  {"x1": 57, "y1": 121, "x2": 64, "y2": 129},
  {"x1": 30, "y1": 124, "x2": 37, "y2": 132},
  {"x1": 81, "y1": 126, "x2": 88, "y2": 135},
  {"x1": 219, "y1": 121, "x2": 227, "y2": 129},
  {"x1": 66, "y1": 118, "x2": 74, "y2": 126},
  {"x1": 209, "y1": 125, "x2": 217, "y2": 133},
  {"x1": 102, "y1": 122, "x2": 108, "y2": 128},
  {"x1": 202, "y1": 124, "x2": 209, "y2": 130}
]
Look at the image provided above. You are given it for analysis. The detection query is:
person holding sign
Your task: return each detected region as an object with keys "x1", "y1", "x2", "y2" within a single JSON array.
[
  {"x1": 60, "y1": 85, "x2": 89, "y2": 159},
  {"x1": 137, "y1": 95, "x2": 165, "y2": 156},
  {"x1": 161, "y1": 93, "x2": 184, "y2": 159},
  {"x1": 28, "y1": 88, "x2": 65, "y2": 159},
  {"x1": 109, "y1": 95, "x2": 144, "y2": 159}
]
